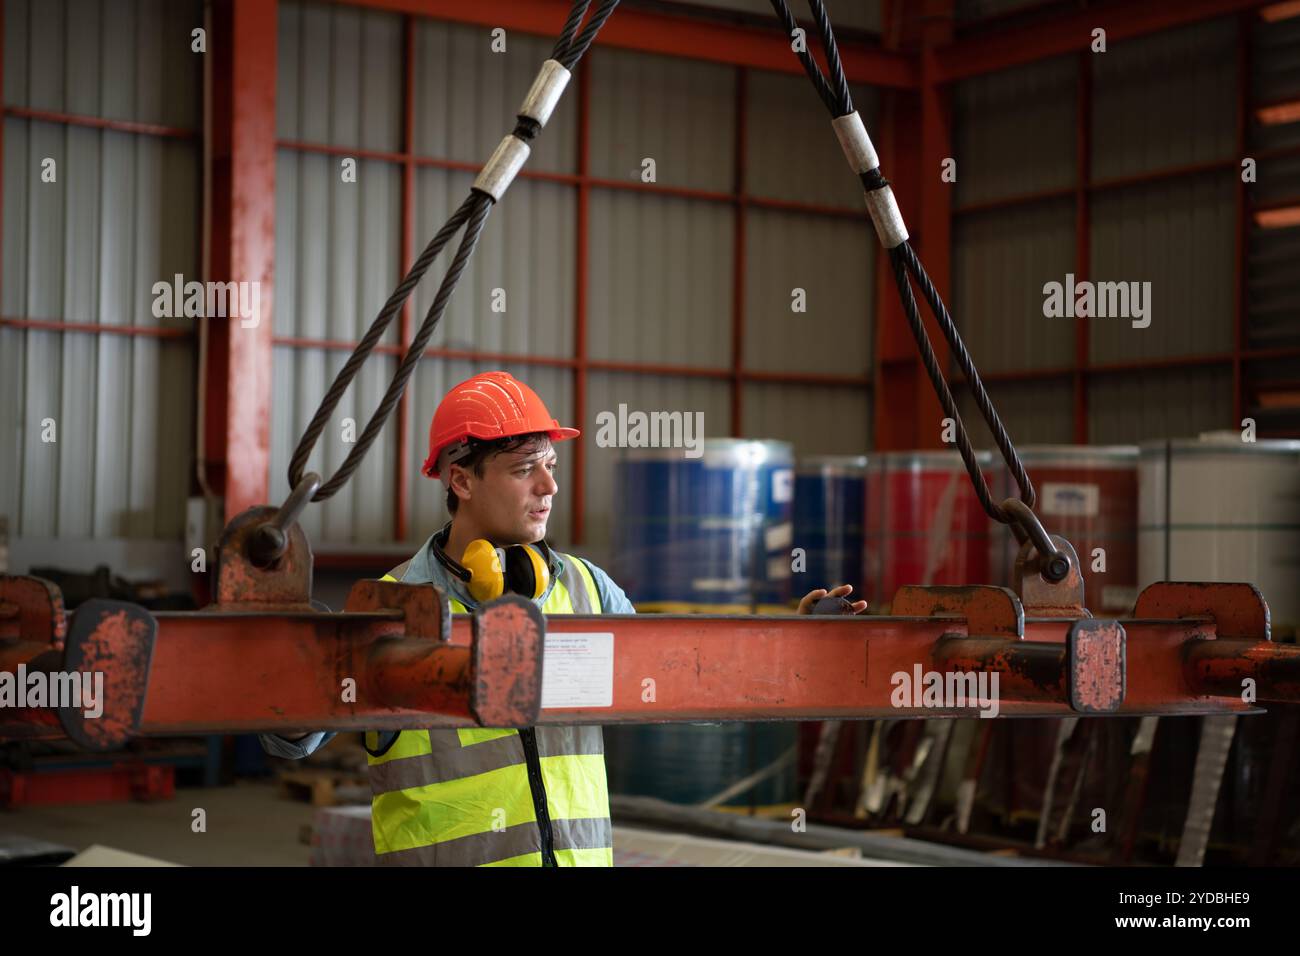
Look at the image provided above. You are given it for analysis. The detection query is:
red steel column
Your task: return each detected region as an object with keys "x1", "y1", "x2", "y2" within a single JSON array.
[
  {"x1": 874, "y1": 2, "x2": 919, "y2": 451},
  {"x1": 1073, "y1": 51, "x2": 1091, "y2": 443},
  {"x1": 208, "y1": 0, "x2": 277, "y2": 521},
  {"x1": 731, "y1": 67, "x2": 748, "y2": 437},
  {"x1": 914, "y1": 0, "x2": 955, "y2": 448},
  {"x1": 874, "y1": 0, "x2": 954, "y2": 452},
  {"x1": 573, "y1": 58, "x2": 591, "y2": 544},
  {"x1": 0, "y1": 3, "x2": 5, "y2": 318},
  {"x1": 1232, "y1": 11, "x2": 1250, "y2": 427},
  {"x1": 394, "y1": 15, "x2": 416, "y2": 541}
]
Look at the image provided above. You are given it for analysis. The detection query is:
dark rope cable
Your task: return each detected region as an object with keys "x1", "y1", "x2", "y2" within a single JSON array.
[
  {"x1": 899, "y1": 242, "x2": 1035, "y2": 515},
  {"x1": 559, "y1": 0, "x2": 620, "y2": 69},
  {"x1": 288, "y1": 195, "x2": 477, "y2": 491},
  {"x1": 769, "y1": 0, "x2": 1038, "y2": 527},
  {"x1": 808, "y1": 0, "x2": 851, "y2": 115},
  {"x1": 889, "y1": 246, "x2": 1016, "y2": 523},
  {"x1": 551, "y1": 0, "x2": 592, "y2": 60},
  {"x1": 312, "y1": 194, "x2": 493, "y2": 501},
  {"x1": 767, "y1": 0, "x2": 840, "y2": 115},
  {"x1": 286, "y1": 0, "x2": 620, "y2": 502}
]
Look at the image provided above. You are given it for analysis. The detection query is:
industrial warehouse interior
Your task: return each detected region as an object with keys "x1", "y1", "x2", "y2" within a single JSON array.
[{"x1": 0, "y1": 0, "x2": 1297, "y2": 929}]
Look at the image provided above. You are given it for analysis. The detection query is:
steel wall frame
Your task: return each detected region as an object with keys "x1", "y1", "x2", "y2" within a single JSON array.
[
  {"x1": 2, "y1": 0, "x2": 1289, "y2": 557},
  {"x1": 928, "y1": 1, "x2": 1298, "y2": 445},
  {"x1": 275, "y1": 2, "x2": 894, "y2": 547}
]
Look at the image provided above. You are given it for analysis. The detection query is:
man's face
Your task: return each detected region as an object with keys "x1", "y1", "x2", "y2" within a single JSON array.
[{"x1": 458, "y1": 439, "x2": 558, "y2": 544}]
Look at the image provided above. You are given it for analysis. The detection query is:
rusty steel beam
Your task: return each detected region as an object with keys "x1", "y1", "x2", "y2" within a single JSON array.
[
  {"x1": 3, "y1": 589, "x2": 1115, "y2": 739},
  {"x1": 2, "y1": 508, "x2": 1298, "y2": 751},
  {"x1": 3, "y1": 574, "x2": 1297, "y2": 748}
]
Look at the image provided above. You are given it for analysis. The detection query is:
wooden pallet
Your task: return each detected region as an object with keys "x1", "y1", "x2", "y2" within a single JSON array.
[{"x1": 277, "y1": 769, "x2": 368, "y2": 807}]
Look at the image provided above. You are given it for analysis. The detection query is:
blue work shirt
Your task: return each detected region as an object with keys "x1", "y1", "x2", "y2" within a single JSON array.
[{"x1": 259, "y1": 531, "x2": 635, "y2": 760}]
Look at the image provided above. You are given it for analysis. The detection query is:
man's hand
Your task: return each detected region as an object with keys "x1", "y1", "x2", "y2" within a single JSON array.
[{"x1": 797, "y1": 584, "x2": 868, "y2": 615}]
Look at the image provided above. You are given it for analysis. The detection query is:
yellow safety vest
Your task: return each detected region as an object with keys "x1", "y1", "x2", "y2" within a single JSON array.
[{"x1": 368, "y1": 552, "x2": 612, "y2": 866}]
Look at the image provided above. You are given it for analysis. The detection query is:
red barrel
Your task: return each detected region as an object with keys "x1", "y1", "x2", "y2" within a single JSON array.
[
  {"x1": 994, "y1": 445, "x2": 1138, "y2": 614},
  {"x1": 865, "y1": 451, "x2": 993, "y2": 608}
]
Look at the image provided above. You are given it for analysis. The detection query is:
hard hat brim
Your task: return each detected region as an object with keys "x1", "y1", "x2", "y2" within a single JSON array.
[{"x1": 424, "y1": 425, "x2": 580, "y2": 479}]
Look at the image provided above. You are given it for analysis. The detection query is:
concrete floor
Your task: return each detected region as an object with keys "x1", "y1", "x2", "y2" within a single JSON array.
[{"x1": 2, "y1": 780, "x2": 317, "y2": 866}]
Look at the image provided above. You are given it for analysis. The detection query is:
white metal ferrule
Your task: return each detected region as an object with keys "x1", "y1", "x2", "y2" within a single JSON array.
[
  {"x1": 832, "y1": 111, "x2": 880, "y2": 175},
  {"x1": 519, "y1": 59, "x2": 572, "y2": 128},
  {"x1": 864, "y1": 185, "x2": 909, "y2": 249},
  {"x1": 473, "y1": 135, "x2": 531, "y2": 202}
]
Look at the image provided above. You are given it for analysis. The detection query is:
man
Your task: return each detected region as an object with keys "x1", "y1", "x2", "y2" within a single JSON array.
[{"x1": 262, "y1": 370, "x2": 862, "y2": 866}]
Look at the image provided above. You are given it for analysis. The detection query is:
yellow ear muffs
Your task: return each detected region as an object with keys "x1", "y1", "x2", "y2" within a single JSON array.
[
  {"x1": 460, "y1": 539, "x2": 550, "y2": 602},
  {"x1": 504, "y1": 543, "x2": 549, "y2": 600},
  {"x1": 462, "y1": 539, "x2": 505, "y2": 603}
]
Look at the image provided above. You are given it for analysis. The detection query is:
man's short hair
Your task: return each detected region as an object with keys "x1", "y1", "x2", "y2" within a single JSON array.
[{"x1": 444, "y1": 432, "x2": 552, "y2": 513}]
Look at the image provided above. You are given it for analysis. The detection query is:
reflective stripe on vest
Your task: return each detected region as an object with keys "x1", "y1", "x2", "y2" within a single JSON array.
[{"x1": 371, "y1": 552, "x2": 611, "y2": 867}]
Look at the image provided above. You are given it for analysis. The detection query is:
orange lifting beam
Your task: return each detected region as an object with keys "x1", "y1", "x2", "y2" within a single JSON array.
[{"x1": 1, "y1": 507, "x2": 1296, "y2": 753}]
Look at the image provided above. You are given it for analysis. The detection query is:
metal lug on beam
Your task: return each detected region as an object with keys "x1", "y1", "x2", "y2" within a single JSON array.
[
  {"x1": 345, "y1": 579, "x2": 452, "y2": 641},
  {"x1": 1134, "y1": 582, "x2": 1270, "y2": 642},
  {"x1": 213, "y1": 505, "x2": 314, "y2": 610},
  {"x1": 1015, "y1": 535, "x2": 1088, "y2": 617},
  {"x1": 0, "y1": 575, "x2": 68, "y2": 653},
  {"x1": 0, "y1": 576, "x2": 73, "y2": 743},
  {"x1": 344, "y1": 582, "x2": 472, "y2": 716},
  {"x1": 892, "y1": 585, "x2": 1025, "y2": 639}
]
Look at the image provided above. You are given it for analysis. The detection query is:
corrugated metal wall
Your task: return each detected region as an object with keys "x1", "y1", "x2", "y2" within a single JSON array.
[
  {"x1": 1088, "y1": 18, "x2": 1237, "y2": 437},
  {"x1": 273, "y1": 2, "x2": 404, "y2": 548},
  {"x1": 951, "y1": 56, "x2": 1076, "y2": 444},
  {"x1": 3, "y1": 0, "x2": 1260, "y2": 572},
  {"x1": 953, "y1": 56, "x2": 1077, "y2": 207},
  {"x1": 274, "y1": 5, "x2": 583, "y2": 549},
  {"x1": 949, "y1": 18, "x2": 1240, "y2": 448},
  {"x1": 274, "y1": 2, "x2": 879, "y2": 561},
  {"x1": 1246, "y1": 13, "x2": 1300, "y2": 436},
  {"x1": 957, "y1": 379, "x2": 1074, "y2": 448},
  {"x1": 1090, "y1": 19, "x2": 1237, "y2": 182},
  {"x1": 1089, "y1": 367, "x2": 1233, "y2": 445},
  {"x1": 743, "y1": 71, "x2": 877, "y2": 443},
  {"x1": 1, "y1": 0, "x2": 200, "y2": 554},
  {"x1": 1088, "y1": 177, "x2": 1235, "y2": 363}
]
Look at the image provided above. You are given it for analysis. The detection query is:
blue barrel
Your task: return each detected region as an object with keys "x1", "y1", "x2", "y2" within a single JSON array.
[
  {"x1": 793, "y1": 455, "x2": 868, "y2": 600},
  {"x1": 613, "y1": 439, "x2": 795, "y2": 612},
  {"x1": 608, "y1": 439, "x2": 798, "y2": 807}
]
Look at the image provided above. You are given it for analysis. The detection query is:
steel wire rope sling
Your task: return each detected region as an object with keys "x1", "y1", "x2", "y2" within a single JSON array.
[
  {"x1": 249, "y1": 1, "x2": 622, "y2": 565},
  {"x1": 766, "y1": 0, "x2": 1070, "y2": 582}
]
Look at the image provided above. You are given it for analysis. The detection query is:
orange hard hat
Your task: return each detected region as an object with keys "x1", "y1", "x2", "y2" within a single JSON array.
[{"x1": 422, "y1": 370, "x2": 580, "y2": 478}]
